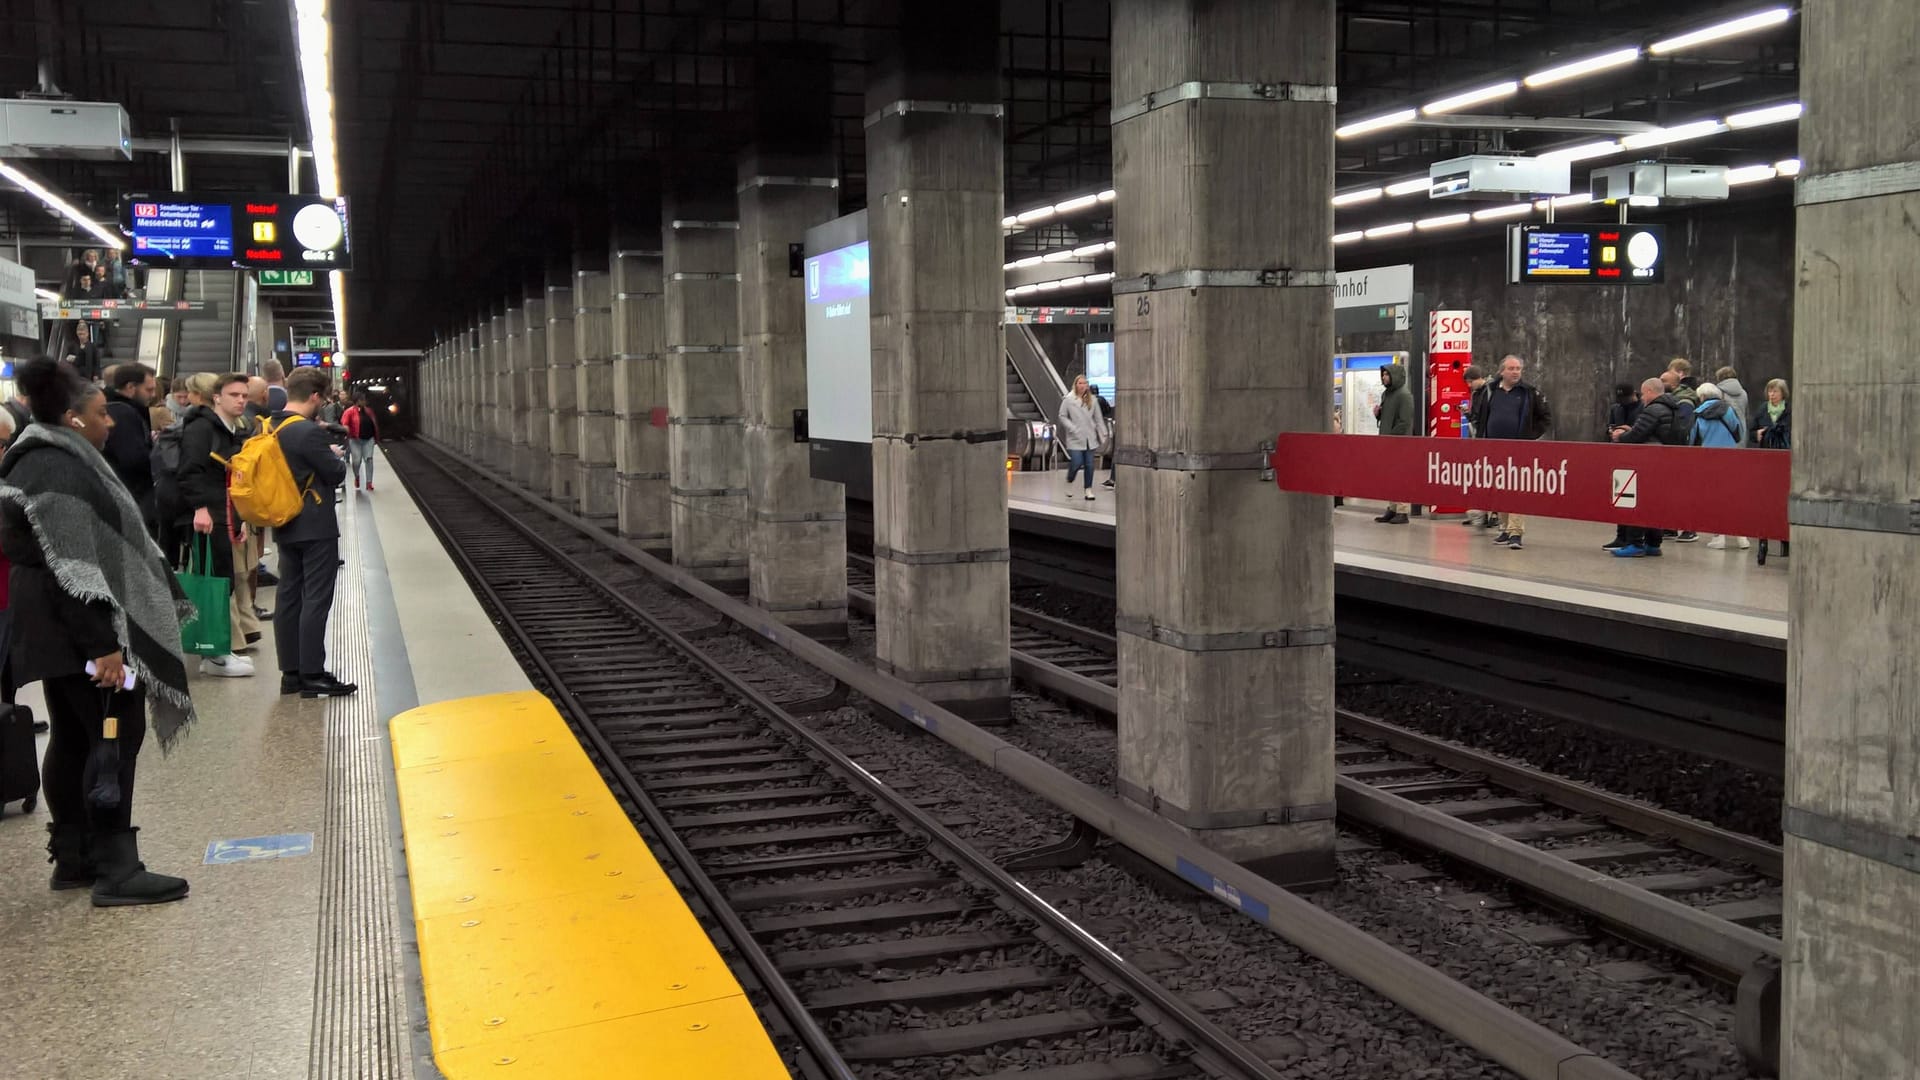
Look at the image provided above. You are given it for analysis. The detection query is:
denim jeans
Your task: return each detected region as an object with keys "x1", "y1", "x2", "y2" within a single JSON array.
[{"x1": 1065, "y1": 448, "x2": 1096, "y2": 488}]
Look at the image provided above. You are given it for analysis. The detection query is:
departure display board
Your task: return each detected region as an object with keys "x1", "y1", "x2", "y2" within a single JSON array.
[
  {"x1": 1510, "y1": 223, "x2": 1665, "y2": 285},
  {"x1": 122, "y1": 193, "x2": 352, "y2": 271}
]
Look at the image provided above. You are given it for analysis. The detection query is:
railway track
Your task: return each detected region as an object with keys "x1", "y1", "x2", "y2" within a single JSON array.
[
  {"x1": 850, "y1": 554, "x2": 1784, "y2": 1072},
  {"x1": 394, "y1": 446, "x2": 1283, "y2": 1080}
]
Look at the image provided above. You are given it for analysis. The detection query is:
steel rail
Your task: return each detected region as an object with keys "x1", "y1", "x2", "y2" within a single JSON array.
[
  {"x1": 406, "y1": 439, "x2": 1644, "y2": 1080},
  {"x1": 398, "y1": 452, "x2": 855, "y2": 1080},
  {"x1": 398, "y1": 444, "x2": 1284, "y2": 1080}
]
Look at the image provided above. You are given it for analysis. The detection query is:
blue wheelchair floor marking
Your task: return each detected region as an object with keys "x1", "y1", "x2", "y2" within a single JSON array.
[{"x1": 205, "y1": 833, "x2": 316, "y2": 865}]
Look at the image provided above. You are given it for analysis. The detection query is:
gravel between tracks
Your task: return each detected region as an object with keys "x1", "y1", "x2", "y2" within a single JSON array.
[{"x1": 1012, "y1": 575, "x2": 1785, "y2": 846}]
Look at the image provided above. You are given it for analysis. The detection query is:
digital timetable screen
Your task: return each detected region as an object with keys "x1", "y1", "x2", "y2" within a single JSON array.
[
  {"x1": 128, "y1": 201, "x2": 235, "y2": 258},
  {"x1": 1511, "y1": 223, "x2": 1666, "y2": 285}
]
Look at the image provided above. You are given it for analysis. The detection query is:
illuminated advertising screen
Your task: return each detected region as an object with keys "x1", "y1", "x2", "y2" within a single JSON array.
[
  {"x1": 1510, "y1": 223, "x2": 1665, "y2": 285},
  {"x1": 803, "y1": 211, "x2": 872, "y2": 496},
  {"x1": 122, "y1": 193, "x2": 352, "y2": 271}
]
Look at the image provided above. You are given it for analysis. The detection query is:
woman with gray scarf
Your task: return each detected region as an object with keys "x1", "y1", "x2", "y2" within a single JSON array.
[{"x1": 0, "y1": 359, "x2": 197, "y2": 907}]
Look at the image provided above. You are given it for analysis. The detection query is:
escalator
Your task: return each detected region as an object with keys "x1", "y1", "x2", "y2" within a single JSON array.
[
  {"x1": 170, "y1": 269, "x2": 240, "y2": 376},
  {"x1": 1007, "y1": 356, "x2": 1043, "y2": 422},
  {"x1": 1005, "y1": 323, "x2": 1065, "y2": 425}
]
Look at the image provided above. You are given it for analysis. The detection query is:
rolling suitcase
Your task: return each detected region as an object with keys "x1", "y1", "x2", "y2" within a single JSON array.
[{"x1": 0, "y1": 703, "x2": 40, "y2": 816}]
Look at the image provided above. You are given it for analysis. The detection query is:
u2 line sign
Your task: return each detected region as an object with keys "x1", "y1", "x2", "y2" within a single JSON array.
[{"x1": 1269, "y1": 434, "x2": 1791, "y2": 539}]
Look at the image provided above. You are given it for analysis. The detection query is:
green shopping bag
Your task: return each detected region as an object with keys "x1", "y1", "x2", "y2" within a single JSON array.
[{"x1": 178, "y1": 536, "x2": 232, "y2": 657}]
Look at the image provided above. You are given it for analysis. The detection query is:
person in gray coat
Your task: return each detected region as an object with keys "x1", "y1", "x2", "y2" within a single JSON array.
[
  {"x1": 1713, "y1": 366, "x2": 1752, "y2": 445},
  {"x1": 1056, "y1": 375, "x2": 1107, "y2": 503}
]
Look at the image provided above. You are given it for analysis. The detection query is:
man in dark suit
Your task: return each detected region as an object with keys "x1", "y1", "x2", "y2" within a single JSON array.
[
  {"x1": 101, "y1": 363, "x2": 157, "y2": 533},
  {"x1": 270, "y1": 367, "x2": 355, "y2": 699},
  {"x1": 67, "y1": 322, "x2": 106, "y2": 382}
]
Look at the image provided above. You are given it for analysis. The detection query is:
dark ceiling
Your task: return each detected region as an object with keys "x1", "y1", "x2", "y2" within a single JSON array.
[{"x1": 1, "y1": 0, "x2": 1800, "y2": 347}]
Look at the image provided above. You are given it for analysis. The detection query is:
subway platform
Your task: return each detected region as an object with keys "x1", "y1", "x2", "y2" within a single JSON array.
[{"x1": 0, "y1": 449, "x2": 531, "y2": 1079}]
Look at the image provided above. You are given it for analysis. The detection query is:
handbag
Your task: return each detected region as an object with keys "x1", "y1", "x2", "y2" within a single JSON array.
[{"x1": 177, "y1": 535, "x2": 233, "y2": 657}]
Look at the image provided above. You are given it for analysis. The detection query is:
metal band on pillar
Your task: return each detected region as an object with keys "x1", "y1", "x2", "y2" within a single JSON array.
[
  {"x1": 1784, "y1": 806, "x2": 1920, "y2": 876},
  {"x1": 1114, "y1": 616, "x2": 1333, "y2": 652},
  {"x1": 1115, "y1": 778, "x2": 1337, "y2": 830},
  {"x1": 668, "y1": 220, "x2": 739, "y2": 231},
  {"x1": 1110, "y1": 80, "x2": 1337, "y2": 125},
  {"x1": 1789, "y1": 496, "x2": 1920, "y2": 536},
  {"x1": 736, "y1": 175, "x2": 840, "y2": 193},
  {"x1": 1111, "y1": 269, "x2": 1337, "y2": 294},
  {"x1": 863, "y1": 100, "x2": 1005, "y2": 129},
  {"x1": 1794, "y1": 160, "x2": 1920, "y2": 206}
]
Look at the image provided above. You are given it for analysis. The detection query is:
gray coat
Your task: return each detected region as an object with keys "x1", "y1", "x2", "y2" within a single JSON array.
[
  {"x1": 1716, "y1": 378, "x2": 1752, "y2": 444},
  {"x1": 1056, "y1": 393, "x2": 1107, "y2": 452}
]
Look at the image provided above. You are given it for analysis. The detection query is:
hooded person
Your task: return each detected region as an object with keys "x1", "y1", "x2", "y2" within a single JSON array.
[
  {"x1": 1713, "y1": 367, "x2": 1752, "y2": 444},
  {"x1": 0, "y1": 357, "x2": 197, "y2": 907},
  {"x1": 1373, "y1": 361, "x2": 1415, "y2": 524},
  {"x1": 1695, "y1": 383, "x2": 1751, "y2": 552}
]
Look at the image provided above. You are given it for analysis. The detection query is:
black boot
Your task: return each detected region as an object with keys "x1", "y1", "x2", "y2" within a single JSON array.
[
  {"x1": 89, "y1": 828, "x2": 189, "y2": 907},
  {"x1": 46, "y1": 822, "x2": 95, "y2": 891}
]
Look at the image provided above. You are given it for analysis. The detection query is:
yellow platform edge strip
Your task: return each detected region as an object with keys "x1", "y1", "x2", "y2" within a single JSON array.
[{"x1": 390, "y1": 690, "x2": 790, "y2": 1078}]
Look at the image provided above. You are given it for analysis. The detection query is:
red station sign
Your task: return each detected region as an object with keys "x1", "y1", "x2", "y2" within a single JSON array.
[{"x1": 1270, "y1": 434, "x2": 1791, "y2": 540}]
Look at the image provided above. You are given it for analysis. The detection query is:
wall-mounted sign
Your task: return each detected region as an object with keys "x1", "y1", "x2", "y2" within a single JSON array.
[
  {"x1": 1509, "y1": 223, "x2": 1665, "y2": 285},
  {"x1": 122, "y1": 193, "x2": 352, "y2": 271},
  {"x1": 38, "y1": 298, "x2": 214, "y2": 320},
  {"x1": 259, "y1": 269, "x2": 316, "y2": 287},
  {"x1": 0, "y1": 255, "x2": 37, "y2": 339},
  {"x1": 1334, "y1": 264, "x2": 1413, "y2": 310}
]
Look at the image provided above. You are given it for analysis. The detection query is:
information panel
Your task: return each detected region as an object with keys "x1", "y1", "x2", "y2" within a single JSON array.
[
  {"x1": 122, "y1": 193, "x2": 352, "y2": 271},
  {"x1": 1510, "y1": 223, "x2": 1665, "y2": 285},
  {"x1": 802, "y1": 209, "x2": 872, "y2": 497},
  {"x1": 1083, "y1": 341, "x2": 1115, "y2": 400}
]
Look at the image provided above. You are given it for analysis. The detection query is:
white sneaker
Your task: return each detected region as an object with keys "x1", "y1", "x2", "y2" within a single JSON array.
[
  {"x1": 1736, "y1": 537, "x2": 1751, "y2": 550},
  {"x1": 1084, "y1": 492, "x2": 1095, "y2": 501},
  {"x1": 200, "y1": 654, "x2": 256, "y2": 678},
  {"x1": 1707, "y1": 535, "x2": 1728, "y2": 550}
]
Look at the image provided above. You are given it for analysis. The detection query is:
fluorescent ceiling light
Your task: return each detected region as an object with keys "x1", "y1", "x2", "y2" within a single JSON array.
[
  {"x1": 293, "y1": 0, "x2": 344, "y2": 348},
  {"x1": 1004, "y1": 289, "x2": 1017, "y2": 298},
  {"x1": 1725, "y1": 102, "x2": 1803, "y2": 129},
  {"x1": 1725, "y1": 164, "x2": 1778, "y2": 185},
  {"x1": 1331, "y1": 187, "x2": 1384, "y2": 207},
  {"x1": 1054, "y1": 194, "x2": 1099, "y2": 213},
  {"x1": 1523, "y1": 47, "x2": 1641, "y2": 88},
  {"x1": 1650, "y1": 7, "x2": 1793, "y2": 54},
  {"x1": 1536, "y1": 193, "x2": 1594, "y2": 210},
  {"x1": 1539, "y1": 140, "x2": 1623, "y2": 163},
  {"x1": 1098, "y1": 189, "x2": 1117, "y2": 202},
  {"x1": 0, "y1": 162, "x2": 126, "y2": 249},
  {"x1": 1336, "y1": 109, "x2": 1417, "y2": 139},
  {"x1": 1085, "y1": 272, "x2": 1115, "y2": 284},
  {"x1": 1384, "y1": 178, "x2": 1431, "y2": 197},
  {"x1": 1619, "y1": 119, "x2": 1727, "y2": 149},
  {"x1": 1104, "y1": 241, "x2": 1116, "y2": 250},
  {"x1": 1016, "y1": 206, "x2": 1055, "y2": 224},
  {"x1": 1001, "y1": 215, "x2": 1019, "y2": 228},
  {"x1": 1012, "y1": 255, "x2": 1043, "y2": 268},
  {"x1": 1416, "y1": 213, "x2": 1471, "y2": 230},
  {"x1": 1423, "y1": 81, "x2": 1520, "y2": 115},
  {"x1": 1058, "y1": 276, "x2": 1086, "y2": 288},
  {"x1": 1036, "y1": 280, "x2": 1061, "y2": 291},
  {"x1": 35, "y1": 287, "x2": 59, "y2": 301},
  {"x1": 1628, "y1": 195, "x2": 1661, "y2": 207},
  {"x1": 1473, "y1": 203, "x2": 1534, "y2": 221},
  {"x1": 1775, "y1": 158, "x2": 1803, "y2": 176},
  {"x1": 1071, "y1": 244, "x2": 1107, "y2": 257},
  {"x1": 1042, "y1": 250, "x2": 1076, "y2": 262},
  {"x1": 1364, "y1": 222, "x2": 1415, "y2": 238},
  {"x1": 1332, "y1": 230, "x2": 1365, "y2": 244}
]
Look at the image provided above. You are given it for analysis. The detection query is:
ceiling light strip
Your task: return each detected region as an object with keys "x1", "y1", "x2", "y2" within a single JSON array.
[
  {"x1": 0, "y1": 162, "x2": 125, "y2": 249},
  {"x1": 292, "y1": 0, "x2": 345, "y2": 349}
]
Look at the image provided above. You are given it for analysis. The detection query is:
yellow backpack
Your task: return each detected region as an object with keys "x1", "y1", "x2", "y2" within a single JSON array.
[{"x1": 222, "y1": 416, "x2": 320, "y2": 528}]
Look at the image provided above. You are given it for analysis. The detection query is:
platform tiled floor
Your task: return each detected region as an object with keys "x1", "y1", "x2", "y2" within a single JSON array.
[{"x1": 1007, "y1": 469, "x2": 1788, "y2": 625}]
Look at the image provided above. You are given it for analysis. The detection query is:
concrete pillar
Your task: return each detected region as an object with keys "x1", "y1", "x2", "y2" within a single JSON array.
[
  {"x1": 1110, "y1": 0, "x2": 1337, "y2": 882},
  {"x1": 463, "y1": 320, "x2": 483, "y2": 461},
  {"x1": 545, "y1": 267, "x2": 578, "y2": 510},
  {"x1": 573, "y1": 256, "x2": 618, "y2": 528},
  {"x1": 664, "y1": 186, "x2": 747, "y2": 586},
  {"x1": 523, "y1": 285, "x2": 552, "y2": 495},
  {"x1": 504, "y1": 302, "x2": 528, "y2": 482},
  {"x1": 738, "y1": 51, "x2": 847, "y2": 638},
  {"x1": 1783, "y1": 3, "x2": 1920, "y2": 1075},
  {"x1": 864, "y1": 9, "x2": 1010, "y2": 717},
  {"x1": 613, "y1": 230, "x2": 670, "y2": 553},
  {"x1": 486, "y1": 308, "x2": 507, "y2": 470}
]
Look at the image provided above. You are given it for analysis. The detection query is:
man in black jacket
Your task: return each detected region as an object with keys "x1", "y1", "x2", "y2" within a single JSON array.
[
  {"x1": 68, "y1": 322, "x2": 106, "y2": 383},
  {"x1": 271, "y1": 367, "x2": 355, "y2": 699},
  {"x1": 1608, "y1": 378, "x2": 1683, "y2": 558},
  {"x1": 101, "y1": 363, "x2": 157, "y2": 533}
]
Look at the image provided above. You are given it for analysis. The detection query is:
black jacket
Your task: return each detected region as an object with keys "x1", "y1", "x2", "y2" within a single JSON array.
[
  {"x1": 1607, "y1": 398, "x2": 1642, "y2": 434},
  {"x1": 270, "y1": 410, "x2": 347, "y2": 544},
  {"x1": 175, "y1": 405, "x2": 242, "y2": 520},
  {"x1": 1752, "y1": 404, "x2": 1791, "y2": 450},
  {"x1": 0, "y1": 444, "x2": 121, "y2": 682},
  {"x1": 1469, "y1": 379, "x2": 1552, "y2": 440},
  {"x1": 1619, "y1": 394, "x2": 1681, "y2": 445},
  {"x1": 69, "y1": 342, "x2": 105, "y2": 382},
  {"x1": 102, "y1": 390, "x2": 154, "y2": 508}
]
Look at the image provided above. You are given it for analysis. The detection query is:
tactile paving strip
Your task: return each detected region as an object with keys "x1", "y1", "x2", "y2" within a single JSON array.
[{"x1": 309, "y1": 503, "x2": 415, "y2": 1080}]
